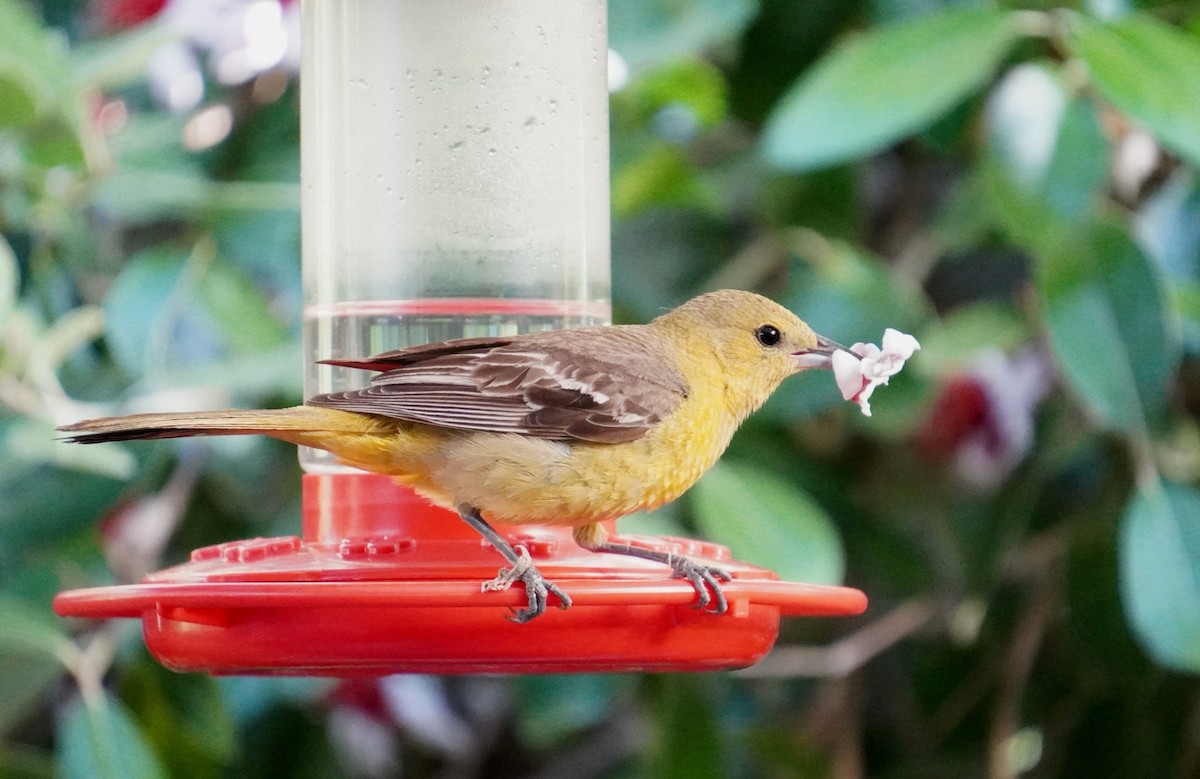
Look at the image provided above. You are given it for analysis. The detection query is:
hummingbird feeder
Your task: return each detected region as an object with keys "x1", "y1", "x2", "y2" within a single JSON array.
[{"x1": 54, "y1": 0, "x2": 867, "y2": 674}]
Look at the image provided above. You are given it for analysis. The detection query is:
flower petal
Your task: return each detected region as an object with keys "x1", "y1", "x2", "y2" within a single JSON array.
[
  {"x1": 826, "y1": 328, "x2": 920, "y2": 416},
  {"x1": 831, "y1": 350, "x2": 866, "y2": 400},
  {"x1": 881, "y1": 328, "x2": 921, "y2": 360}
]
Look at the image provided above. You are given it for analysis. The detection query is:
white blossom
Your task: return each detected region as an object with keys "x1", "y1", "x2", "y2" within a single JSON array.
[{"x1": 831, "y1": 328, "x2": 921, "y2": 416}]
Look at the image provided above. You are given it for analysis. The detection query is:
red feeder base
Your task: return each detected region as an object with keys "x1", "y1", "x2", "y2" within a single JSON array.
[{"x1": 54, "y1": 474, "x2": 867, "y2": 674}]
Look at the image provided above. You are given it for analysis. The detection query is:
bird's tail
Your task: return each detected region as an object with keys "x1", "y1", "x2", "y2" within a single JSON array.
[{"x1": 58, "y1": 405, "x2": 382, "y2": 445}]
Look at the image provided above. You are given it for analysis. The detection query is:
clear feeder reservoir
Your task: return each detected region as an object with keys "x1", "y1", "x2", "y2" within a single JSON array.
[{"x1": 300, "y1": 0, "x2": 612, "y2": 472}]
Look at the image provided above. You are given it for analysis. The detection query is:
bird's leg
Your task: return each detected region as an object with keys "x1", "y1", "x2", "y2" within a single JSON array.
[
  {"x1": 456, "y1": 505, "x2": 572, "y2": 623},
  {"x1": 574, "y1": 525, "x2": 732, "y2": 614}
]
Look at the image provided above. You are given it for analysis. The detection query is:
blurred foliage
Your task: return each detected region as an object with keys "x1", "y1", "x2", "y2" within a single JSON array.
[{"x1": 3, "y1": 0, "x2": 1200, "y2": 777}]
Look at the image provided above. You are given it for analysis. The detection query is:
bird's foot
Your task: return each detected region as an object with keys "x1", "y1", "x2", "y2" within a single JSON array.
[
  {"x1": 669, "y1": 556, "x2": 733, "y2": 613},
  {"x1": 481, "y1": 544, "x2": 573, "y2": 623}
]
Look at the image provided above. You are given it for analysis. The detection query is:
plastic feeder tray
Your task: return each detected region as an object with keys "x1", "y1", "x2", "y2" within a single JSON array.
[{"x1": 54, "y1": 474, "x2": 867, "y2": 674}]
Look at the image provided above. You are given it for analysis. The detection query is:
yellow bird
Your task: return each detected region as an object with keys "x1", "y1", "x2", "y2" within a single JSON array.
[{"x1": 60, "y1": 290, "x2": 844, "y2": 621}]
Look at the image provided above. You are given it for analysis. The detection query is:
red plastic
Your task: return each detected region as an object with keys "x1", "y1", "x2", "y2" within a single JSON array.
[{"x1": 55, "y1": 474, "x2": 867, "y2": 674}]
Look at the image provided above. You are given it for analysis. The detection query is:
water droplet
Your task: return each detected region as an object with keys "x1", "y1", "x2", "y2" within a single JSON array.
[
  {"x1": 488, "y1": 148, "x2": 497, "y2": 155},
  {"x1": 524, "y1": 116, "x2": 537, "y2": 128},
  {"x1": 449, "y1": 141, "x2": 464, "y2": 151}
]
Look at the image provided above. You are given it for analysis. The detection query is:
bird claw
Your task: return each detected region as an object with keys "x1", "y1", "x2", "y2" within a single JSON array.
[
  {"x1": 481, "y1": 545, "x2": 572, "y2": 623},
  {"x1": 669, "y1": 556, "x2": 733, "y2": 613}
]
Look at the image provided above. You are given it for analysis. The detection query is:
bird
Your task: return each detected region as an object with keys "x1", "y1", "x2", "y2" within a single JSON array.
[{"x1": 60, "y1": 289, "x2": 844, "y2": 622}]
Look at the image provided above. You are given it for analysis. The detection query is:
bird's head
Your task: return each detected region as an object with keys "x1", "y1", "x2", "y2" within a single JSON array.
[{"x1": 654, "y1": 289, "x2": 842, "y2": 413}]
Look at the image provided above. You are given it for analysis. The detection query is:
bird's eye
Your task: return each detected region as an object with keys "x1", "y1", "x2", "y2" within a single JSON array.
[{"x1": 755, "y1": 324, "x2": 782, "y2": 347}]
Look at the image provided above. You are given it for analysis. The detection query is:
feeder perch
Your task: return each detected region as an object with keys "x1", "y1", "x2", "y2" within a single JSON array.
[
  {"x1": 54, "y1": 0, "x2": 867, "y2": 674},
  {"x1": 55, "y1": 474, "x2": 867, "y2": 674}
]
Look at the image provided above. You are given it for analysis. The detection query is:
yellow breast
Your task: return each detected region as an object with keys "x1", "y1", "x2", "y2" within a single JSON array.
[{"x1": 410, "y1": 383, "x2": 736, "y2": 526}]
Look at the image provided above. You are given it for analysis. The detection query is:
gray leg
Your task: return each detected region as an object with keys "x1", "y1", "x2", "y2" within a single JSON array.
[
  {"x1": 457, "y1": 505, "x2": 572, "y2": 623},
  {"x1": 594, "y1": 542, "x2": 732, "y2": 614}
]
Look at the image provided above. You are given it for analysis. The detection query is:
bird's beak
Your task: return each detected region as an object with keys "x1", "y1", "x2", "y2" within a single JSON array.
[{"x1": 791, "y1": 334, "x2": 848, "y2": 371}]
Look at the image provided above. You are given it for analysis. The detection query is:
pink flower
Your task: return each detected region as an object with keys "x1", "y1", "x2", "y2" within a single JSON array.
[
  {"x1": 917, "y1": 348, "x2": 1050, "y2": 488},
  {"x1": 831, "y1": 328, "x2": 921, "y2": 416}
]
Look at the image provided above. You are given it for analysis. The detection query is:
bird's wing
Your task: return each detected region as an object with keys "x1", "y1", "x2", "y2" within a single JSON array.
[{"x1": 307, "y1": 327, "x2": 688, "y2": 443}]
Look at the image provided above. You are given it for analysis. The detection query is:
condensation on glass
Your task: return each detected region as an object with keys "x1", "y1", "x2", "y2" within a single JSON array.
[{"x1": 300, "y1": 0, "x2": 612, "y2": 471}]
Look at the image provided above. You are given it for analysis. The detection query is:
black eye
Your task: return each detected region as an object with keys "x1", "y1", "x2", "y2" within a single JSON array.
[{"x1": 755, "y1": 324, "x2": 781, "y2": 347}]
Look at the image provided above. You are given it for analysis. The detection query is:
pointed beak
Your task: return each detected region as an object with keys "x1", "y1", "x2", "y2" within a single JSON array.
[{"x1": 791, "y1": 334, "x2": 849, "y2": 371}]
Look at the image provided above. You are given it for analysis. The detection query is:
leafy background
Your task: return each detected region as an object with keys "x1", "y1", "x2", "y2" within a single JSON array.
[{"x1": 3, "y1": 0, "x2": 1200, "y2": 776}]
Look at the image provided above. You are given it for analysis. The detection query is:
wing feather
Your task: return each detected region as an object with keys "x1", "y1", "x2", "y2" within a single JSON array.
[{"x1": 307, "y1": 327, "x2": 687, "y2": 443}]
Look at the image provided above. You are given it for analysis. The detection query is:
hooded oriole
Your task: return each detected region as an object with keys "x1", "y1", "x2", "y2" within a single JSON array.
[{"x1": 60, "y1": 289, "x2": 844, "y2": 621}]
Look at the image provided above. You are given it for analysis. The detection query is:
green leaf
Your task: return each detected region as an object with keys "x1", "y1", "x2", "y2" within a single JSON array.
[
  {"x1": 0, "y1": 594, "x2": 72, "y2": 661},
  {"x1": 1038, "y1": 99, "x2": 1109, "y2": 222},
  {"x1": 95, "y1": 171, "x2": 299, "y2": 224},
  {"x1": 619, "y1": 59, "x2": 729, "y2": 129},
  {"x1": 611, "y1": 209, "x2": 736, "y2": 322},
  {"x1": 141, "y1": 342, "x2": 302, "y2": 400},
  {"x1": 1120, "y1": 480, "x2": 1200, "y2": 672},
  {"x1": 612, "y1": 145, "x2": 715, "y2": 217},
  {"x1": 515, "y1": 675, "x2": 628, "y2": 748},
  {"x1": 1036, "y1": 221, "x2": 1177, "y2": 434},
  {"x1": 102, "y1": 246, "x2": 289, "y2": 379},
  {"x1": 0, "y1": 742, "x2": 55, "y2": 779},
  {"x1": 57, "y1": 693, "x2": 167, "y2": 779},
  {"x1": 1071, "y1": 13, "x2": 1200, "y2": 168},
  {"x1": 646, "y1": 677, "x2": 724, "y2": 779},
  {"x1": 0, "y1": 460, "x2": 125, "y2": 549},
  {"x1": 26, "y1": 116, "x2": 85, "y2": 168},
  {"x1": 122, "y1": 661, "x2": 239, "y2": 777},
  {"x1": 784, "y1": 234, "x2": 926, "y2": 346},
  {"x1": 0, "y1": 0, "x2": 70, "y2": 129},
  {"x1": 215, "y1": 677, "x2": 330, "y2": 728},
  {"x1": 0, "y1": 652, "x2": 63, "y2": 735},
  {"x1": 192, "y1": 262, "x2": 289, "y2": 354},
  {"x1": 986, "y1": 63, "x2": 1109, "y2": 225},
  {"x1": 70, "y1": 21, "x2": 179, "y2": 91},
  {"x1": 690, "y1": 459, "x2": 845, "y2": 585},
  {"x1": 763, "y1": 8, "x2": 1019, "y2": 171},
  {"x1": 101, "y1": 247, "x2": 188, "y2": 376},
  {"x1": 610, "y1": 0, "x2": 757, "y2": 75},
  {"x1": 915, "y1": 302, "x2": 1028, "y2": 375},
  {"x1": 0, "y1": 71, "x2": 38, "y2": 129},
  {"x1": 871, "y1": 0, "x2": 992, "y2": 25},
  {"x1": 0, "y1": 232, "x2": 17, "y2": 331}
]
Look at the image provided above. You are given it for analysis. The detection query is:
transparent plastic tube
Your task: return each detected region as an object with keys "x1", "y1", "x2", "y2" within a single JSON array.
[{"x1": 300, "y1": 0, "x2": 611, "y2": 472}]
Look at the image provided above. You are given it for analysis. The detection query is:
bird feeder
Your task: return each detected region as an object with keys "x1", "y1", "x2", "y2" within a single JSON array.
[{"x1": 54, "y1": 0, "x2": 867, "y2": 674}]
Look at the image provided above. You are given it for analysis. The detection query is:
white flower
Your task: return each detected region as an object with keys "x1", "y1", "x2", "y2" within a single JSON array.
[
  {"x1": 831, "y1": 328, "x2": 921, "y2": 416},
  {"x1": 137, "y1": 0, "x2": 301, "y2": 113}
]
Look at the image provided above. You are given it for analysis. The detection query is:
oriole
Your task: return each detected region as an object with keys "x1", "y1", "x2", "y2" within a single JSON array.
[{"x1": 61, "y1": 289, "x2": 844, "y2": 621}]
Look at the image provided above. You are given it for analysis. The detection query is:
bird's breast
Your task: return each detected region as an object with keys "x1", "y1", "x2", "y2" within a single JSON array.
[{"x1": 424, "y1": 389, "x2": 735, "y2": 526}]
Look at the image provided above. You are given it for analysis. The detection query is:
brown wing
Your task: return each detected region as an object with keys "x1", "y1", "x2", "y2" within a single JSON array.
[{"x1": 307, "y1": 326, "x2": 688, "y2": 443}]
